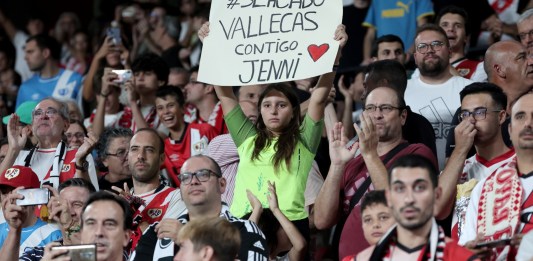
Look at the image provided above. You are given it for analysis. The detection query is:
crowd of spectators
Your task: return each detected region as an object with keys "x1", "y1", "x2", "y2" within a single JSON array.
[{"x1": 0, "y1": 0, "x2": 533, "y2": 260}]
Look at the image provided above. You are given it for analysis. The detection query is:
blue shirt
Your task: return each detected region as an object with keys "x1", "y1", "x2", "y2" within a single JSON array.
[
  {"x1": 363, "y1": 0, "x2": 434, "y2": 51},
  {"x1": 0, "y1": 218, "x2": 62, "y2": 257},
  {"x1": 16, "y1": 69, "x2": 82, "y2": 108}
]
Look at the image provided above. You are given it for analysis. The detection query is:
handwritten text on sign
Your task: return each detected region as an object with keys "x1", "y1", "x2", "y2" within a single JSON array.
[{"x1": 198, "y1": 0, "x2": 342, "y2": 86}]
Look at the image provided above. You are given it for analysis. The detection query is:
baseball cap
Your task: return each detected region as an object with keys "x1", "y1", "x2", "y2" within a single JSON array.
[
  {"x1": 0, "y1": 165, "x2": 40, "y2": 189},
  {"x1": 2, "y1": 101, "x2": 38, "y2": 125}
]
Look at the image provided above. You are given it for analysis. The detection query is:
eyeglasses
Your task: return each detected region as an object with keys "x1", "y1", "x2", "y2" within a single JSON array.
[
  {"x1": 66, "y1": 132, "x2": 85, "y2": 140},
  {"x1": 178, "y1": 169, "x2": 220, "y2": 185},
  {"x1": 364, "y1": 104, "x2": 403, "y2": 114},
  {"x1": 518, "y1": 30, "x2": 533, "y2": 41},
  {"x1": 105, "y1": 149, "x2": 128, "y2": 159},
  {"x1": 416, "y1": 41, "x2": 445, "y2": 54},
  {"x1": 33, "y1": 108, "x2": 59, "y2": 118},
  {"x1": 459, "y1": 107, "x2": 502, "y2": 121}
]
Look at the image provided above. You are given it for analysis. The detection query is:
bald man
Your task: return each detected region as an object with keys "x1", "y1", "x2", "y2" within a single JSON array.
[
  {"x1": 445, "y1": 40, "x2": 533, "y2": 160},
  {"x1": 484, "y1": 40, "x2": 533, "y2": 111}
]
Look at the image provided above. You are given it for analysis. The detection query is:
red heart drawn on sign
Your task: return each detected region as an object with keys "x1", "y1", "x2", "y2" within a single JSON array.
[{"x1": 307, "y1": 44, "x2": 329, "y2": 62}]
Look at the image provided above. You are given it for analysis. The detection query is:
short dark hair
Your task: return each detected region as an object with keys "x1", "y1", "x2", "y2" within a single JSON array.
[
  {"x1": 59, "y1": 178, "x2": 96, "y2": 193},
  {"x1": 460, "y1": 82, "x2": 507, "y2": 110},
  {"x1": 371, "y1": 34, "x2": 405, "y2": 58},
  {"x1": 388, "y1": 154, "x2": 438, "y2": 188},
  {"x1": 156, "y1": 85, "x2": 185, "y2": 107},
  {"x1": 436, "y1": 5, "x2": 470, "y2": 36},
  {"x1": 131, "y1": 53, "x2": 169, "y2": 85},
  {"x1": 135, "y1": 128, "x2": 165, "y2": 154},
  {"x1": 361, "y1": 190, "x2": 388, "y2": 214},
  {"x1": 81, "y1": 191, "x2": 133, "y2": 230},
  {"x1": 415, "y1": 24, "x2": 449, "y2": 47},
  {"x1": 26, "y1": 34, "x2": 61, "y2": 61},
  {"x1": 365, "y1": 59, "x2": 407, "y2": 96}
]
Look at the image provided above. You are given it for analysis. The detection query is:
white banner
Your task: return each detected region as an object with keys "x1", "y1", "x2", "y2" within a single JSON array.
[{"x1": 198, "y1": 0, "x2": 343, "y2": 86}]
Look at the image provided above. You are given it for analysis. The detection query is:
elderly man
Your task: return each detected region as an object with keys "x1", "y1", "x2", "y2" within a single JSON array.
[
  {"x1": 1, "y1": 97, "x2": 99, "y2": 189},
  {"x1": 517, "y1": 8, "x2": 533, "y2": 54}
]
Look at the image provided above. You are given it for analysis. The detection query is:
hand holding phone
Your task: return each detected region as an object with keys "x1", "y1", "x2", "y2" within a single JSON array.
[
  {"x1": 16, "y1": 188, "x2": 50, "y2": 206},
  {"x1": 106, "y1": 27, "x2": 121, "y2": 45},
  {"x1": 473, "y1": 238, "x2": 511, "y2": 249},
  {"x1": 111, "y1": 69, "x2": 132, "y2": 85},
  {"x1": 51, "y1": 244, "x2": 96, "y2": 261}
]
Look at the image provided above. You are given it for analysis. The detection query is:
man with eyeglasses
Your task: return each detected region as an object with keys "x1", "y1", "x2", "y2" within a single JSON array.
[
  {"x1": 315, "y1": 86, "x2": 437, "y2": 258},
  {"x1": 130, "y1": 155, "x2": 268, "y2": 261},
  {"x1": 458, "y1": 91, "x2": 533, "y2": 259},
  {"x1": 518, "y1": 9, "x2": 533, "y2": 54},
  {"x1": 434, "y1": 83, "x2": 514, "y2": 242},
  {"x1": 405, "y1": 24, "x2": 473, "y2": 170},
  {"x1": 112, "y1": 128, "x2": 185, "y2": 252},
  {"x1": 0, "y1": 97, "x2": 100, "y2": 190}
]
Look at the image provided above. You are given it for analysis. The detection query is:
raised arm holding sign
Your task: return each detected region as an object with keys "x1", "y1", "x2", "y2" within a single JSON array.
[
  {"x1": 201, "y1": 21, "x2": 347, "y2": 243},
  {"x1": 198, "y1": 0, "x2": 343, "y2": 86}
]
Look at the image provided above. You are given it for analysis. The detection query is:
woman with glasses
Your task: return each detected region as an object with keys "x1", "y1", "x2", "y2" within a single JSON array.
[
  {"x1": 95, "y1": 127, "x2": 133, "y2": 193},
  {"x1": 65, "y1": 119, "x2": 87, "y2": 148}
]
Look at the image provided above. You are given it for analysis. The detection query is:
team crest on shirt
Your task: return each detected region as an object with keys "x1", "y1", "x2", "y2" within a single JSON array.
[
  {"x1": 192, "y1": 139, "x2": 208, "y2": 155},
  {"x1": 457, "y1": 68, "x2": 470, "y2": 77},
  {"x1": 61, "y1": 164, "x2": 71, "y2": 172},
  {"x1": 170, "y1": 154, "x2": 179, "y2": 161},
  {"x1": 147, "y1": 208, "x2": 163, "y2": 219},
  {"x1": 5, "y1": 168, "x2": 20, "y2": 180}
]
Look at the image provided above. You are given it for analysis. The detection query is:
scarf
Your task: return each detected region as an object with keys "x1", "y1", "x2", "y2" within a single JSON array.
[
  {"x1": 24, "y1": 141, "x2": 67, "y2": 189},
  {"x1": 369, "y1": 219, "x2": 446, "y2": 261},
  {"x1": 477, "y1": 155, "x2": 522, "y2": 241}
]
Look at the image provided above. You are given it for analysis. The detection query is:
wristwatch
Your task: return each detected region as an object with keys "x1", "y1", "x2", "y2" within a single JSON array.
[{"x1": 75, "y1": 160, "x2": 89, "y2": 171}]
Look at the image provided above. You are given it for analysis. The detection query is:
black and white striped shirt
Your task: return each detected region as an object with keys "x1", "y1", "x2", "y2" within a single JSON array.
[{"x1": 130, "y1": 204, "x2": 268, "y2": 261}]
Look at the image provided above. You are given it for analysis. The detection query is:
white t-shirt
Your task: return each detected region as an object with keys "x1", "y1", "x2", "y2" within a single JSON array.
[
  {"x1": 13, "y1": 147, "x2": 100, "y2": 191},
  {"x1": 13, "y1": 31, "x2": 33, "y2": 81},
  {"x1": 405, "y1": 76, "x2": 473, "y2": 169}
]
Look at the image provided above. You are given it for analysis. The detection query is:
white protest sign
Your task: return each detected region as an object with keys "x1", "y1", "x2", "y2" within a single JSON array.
[{"x1": 198, "y1": 0, "x2": 342, "y2": 86}]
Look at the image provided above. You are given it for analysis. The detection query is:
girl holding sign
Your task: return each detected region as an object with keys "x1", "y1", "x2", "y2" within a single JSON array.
[{"x1": 199, "y1": 22, "x2": 347, "y2": 241}]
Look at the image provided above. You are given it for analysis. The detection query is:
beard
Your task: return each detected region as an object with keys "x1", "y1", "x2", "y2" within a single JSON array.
[{"x1": 418, "y1": 56, "x2": 446, "y2": 77}]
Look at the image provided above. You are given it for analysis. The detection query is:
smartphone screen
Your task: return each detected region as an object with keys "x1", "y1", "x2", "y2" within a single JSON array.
[
  {"x1": 106, "y1": 28, "x2": 121, "y2": 45},
  {"x1": 474, "y1": 238, "x2": 511, "y2": 249},
  {"x1": 52, "y1": 244, "x2": 96, "y2": 261},
  {"x1": 16, "y1": 188, "x2": 50, "y2": 206}
]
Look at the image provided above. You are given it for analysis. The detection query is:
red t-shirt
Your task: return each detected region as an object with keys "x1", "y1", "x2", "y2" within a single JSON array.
[
  {"x1": 163, "y1": 123, "x2": 219, "y2": 186},
  {"x1": 184, "y1": 102, "x2": 228, "y2": 135}
]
